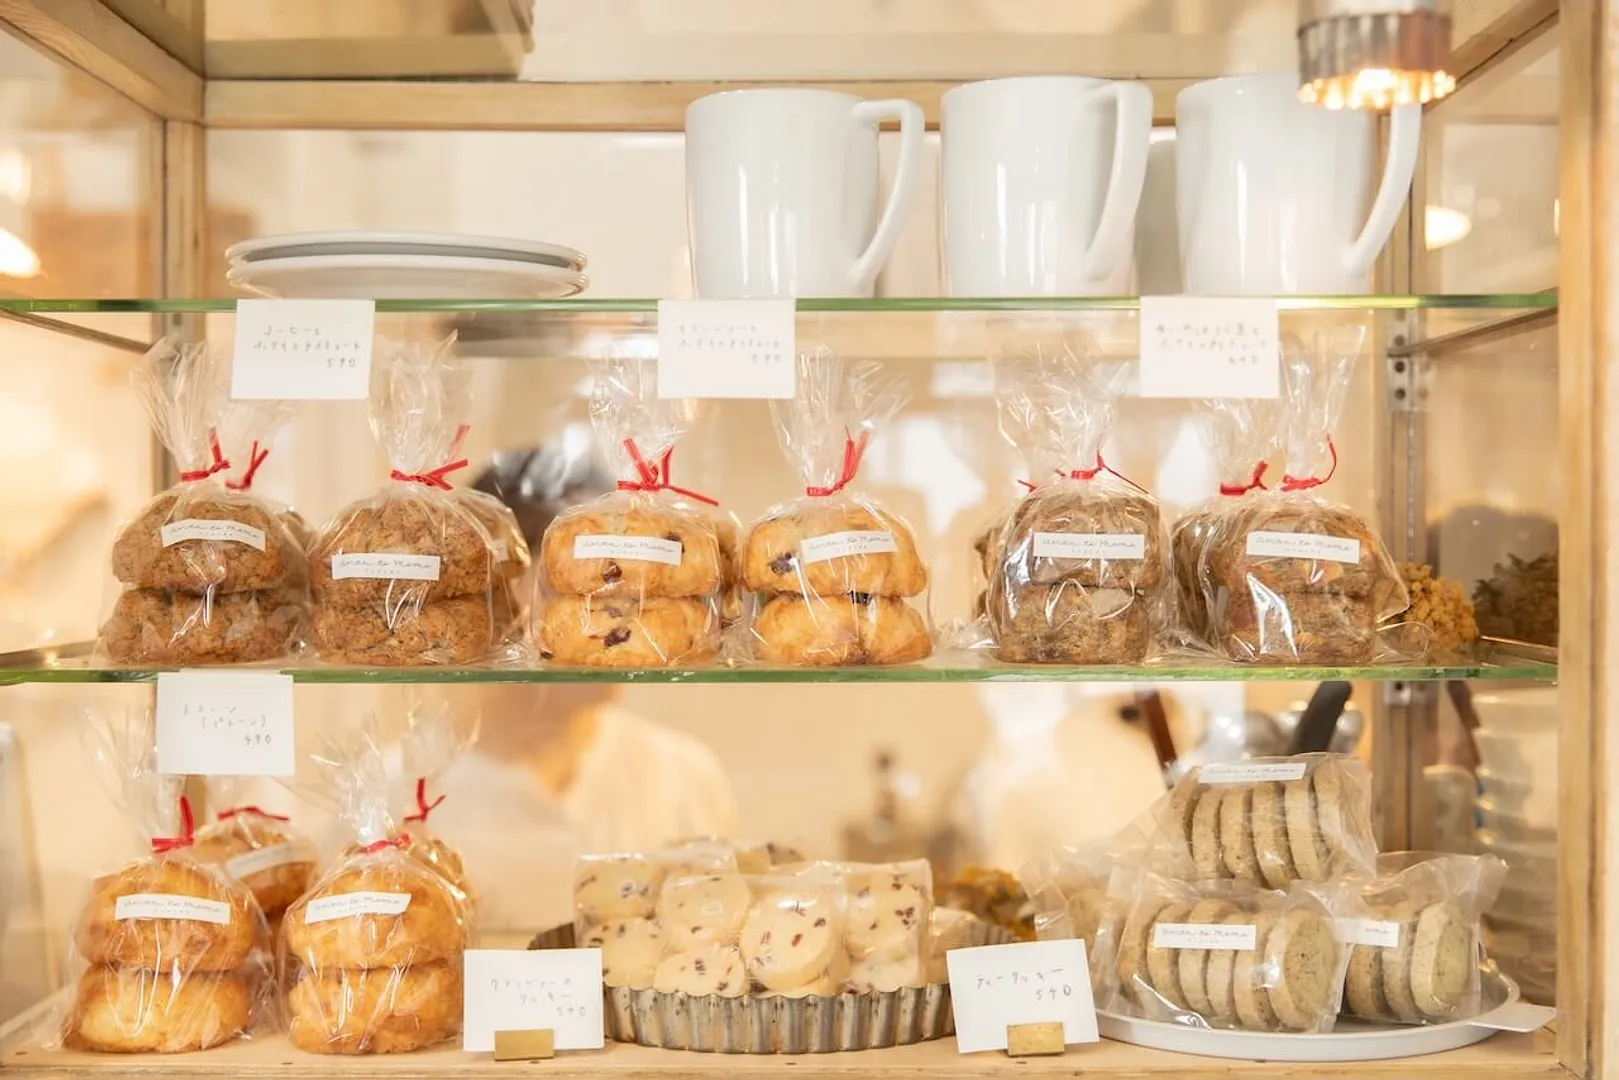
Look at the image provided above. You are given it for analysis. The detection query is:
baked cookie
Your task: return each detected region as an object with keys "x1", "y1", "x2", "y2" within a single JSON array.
[
  {"x1": 1203, "y1": 912, "x2": 1252, "y2": 1026},
  {"x1": 991, "y1": 580, "x2": 1152, "y2": 665},
  {"x1": 846, "y1": 873, "x2": 927, "y2": 959},
  {"x1": 752, "y1": 594, "x2": 930, "y2": 667},
  {"x1": 1250, "y1": 782, "x2": 1296, "y2": 887},
  {"x1": 74, "y1": 858, "x2": 261, "y2": 972},
  {"x1": 310, "y1": 595, "x2": 493, "y2": 666},
  {"x1": 848, "y1": 951, "x2": 926, "y2": 992},
  {"x1": 575, "y1": 856, "x2": 662, "y2": 921},
  {"x1": 653, "y1": 945, "x2": 748, "y2": 997},
  {"x1": 583, "y1": 917, "x2": 664, "y2": 989},
  {"x1": 99, "y1": 587, "x2": 306, "y2": 665},
  {"x1": 1380, "y1": 901, "x2": 1426, "y2": 1022},
  {"x1": 542, "y1": 502, "x2": 722, "y2": 599},
  {"x1": 1216, "y1": 586, "x2": 1377, "y2": 664},
  {"x1": 740, "y1": 896, "x2": 841, "y2": 992},
  {"x1": 1178, "y1": 899, "x2": 1238, "y2": 1017},
  {"x1": 1116, "y1": 899, "x2": 1167, "y2": 1011},
  {"x1": 287, "y1": 963, "x2": 461, "y2": 1054},
  {"x1": 1001, "y1": 488, "x2": 1166, "y2": 591},
  {"x1": 1171, "y1": 507, "x2": 1220, "y2": 642},
  {"x1": 1231, "y1": 912, "x2": 1281, "y2": 1031},
  {"x1": 1143, "y1": 901, "x2": 1194, "y2": 1012},
  {"x1": 1410, "y1": 902, "x2": 1472, "y2": 1019},
  {"x1": 537, "y1": 594, "x2": 717, "y2": 667},
  {"x1": 660, "y1": 872, "x2": 752, "y2": 951},
  {"x1": 1190, "y1": 789, "x2": 1226, "y2": 880},
  {"x1": 1206, "y1": 502, "x2": 1384, "y2": 600},
  {"x1": 455, "y1": 488, "x2": 532, "y2": 581},
  {"x1": 1264, "y1": 908, "x2": 1340, "y2": 1031},
  {"x1": 743, "y1": 502, "x2": 927, "y2": 598},
  {"x1": 64, "y1": 967, "x2": 253, "y2": 1053},
  {"x1": 112, "y1": 491, "x2": 303, "y2": 594},
  {"x1": 1344, "y1": 930, "x2": 1391, "y2": 1020},
  {"x1": 310, "y1": 493, "x2": 493, "y2": 605},
  {"x1": 283, "y1": 856, "x2": 467, "y2": 970},
  {"x1": 1218, "y1": 786, "x2": 1262, "y2": 883}
]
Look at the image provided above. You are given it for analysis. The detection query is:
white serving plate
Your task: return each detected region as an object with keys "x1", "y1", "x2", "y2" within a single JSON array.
[
  {"x1": 226, "y1": 253, "x2": 588, "y2": 300},
  {"x1": 1098, "y1": 972, "x2": 1538, "y2": 1063},
  {"x1": 227, "y1": 229, "x2": 586, "y2": 269}
]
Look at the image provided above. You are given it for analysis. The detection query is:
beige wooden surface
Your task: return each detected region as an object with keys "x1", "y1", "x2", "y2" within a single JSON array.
[{"x1": 0, "y1": 0, "x2": 200, "y2": 120}]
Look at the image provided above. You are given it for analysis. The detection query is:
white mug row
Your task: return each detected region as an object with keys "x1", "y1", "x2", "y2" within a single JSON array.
[{"x1": 684, "y1": 75, "x2": 1421, "y2": 300}]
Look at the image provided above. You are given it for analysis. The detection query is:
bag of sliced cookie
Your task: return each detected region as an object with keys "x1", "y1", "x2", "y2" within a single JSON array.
[
  {"x1": 97, "y1": 339, "x2": 308, "y2": 665},
  {"x1": 790, "y1": 859, "x2": 933, "y2": 992},
  {"x1": 534, "y1": 357, "x2": 725, "y2": 668},
  {"x1": 1340, "y1": 851, "x2": 1508, "y2": 1025},
  {"x1": 741, "y1": 352, "x2": 932, "y2": 667}
]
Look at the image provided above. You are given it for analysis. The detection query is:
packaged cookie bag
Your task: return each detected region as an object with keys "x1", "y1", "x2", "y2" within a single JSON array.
[
  {"x1": 190, "y1": 778, "x2": 317, "y2": 931},
  {"x1": 98, "y1": 339, "x2": 307, "y2": 665},
  {"x1": 986, "y1": 345, "x2": 1168, "y2": 664},
  {"x1": 309, "y1": 337, "x2": 498, "y2": 666},
  {"x1": 743, "y1": 354, "x2": 931, "y2": 666},
  {"x1": 535, "y1": 357, "x2": 724, "y2": 667},
  {"x1": 455, "y1": 486, "x2": 532, "y2": 645},
  {"x1": 392, "y1": 688, "x2": 477, "y2": 905}
]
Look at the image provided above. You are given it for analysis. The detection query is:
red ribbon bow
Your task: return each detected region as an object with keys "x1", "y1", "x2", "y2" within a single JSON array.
[
  {"x1": 615, "y1": 439, "x2": 719, "y2": 506},
  {"x1": 1280, "y1": 439, "x2": 1339, "y2": 492},
  {"x1": 1219, "y1": 461, "x2": 1269, "y2": 497},
  {"x1": 390, "y1": 459, "x2": 468, "y2": 491},
  {"x1": 217, "y1": 805, "x2": 290, "y2": 822},
  {"x1": 151, "y1": 796, "x2": 196, "y2": 854},
  {"x1": 361, "y1": 834, "x2": 412, "y2": 855},
  {"x1": 224, "y1": 441, "x2": 270, "y2": 491},
  {"x1": 806, "y1": 431, "x2": 870, "y2": 498},
  {"x1": 1069, "y1": 453, "x2": 1150, "y2": 495},
  {"x1": 179, "y1": 430, "x2": 231, "y2": 483},
  {"x1": 402, "y1": 777, "x2": 447, "y2": 825}
]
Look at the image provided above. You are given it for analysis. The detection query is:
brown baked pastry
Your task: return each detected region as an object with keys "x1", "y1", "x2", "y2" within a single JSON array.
[
  {"x1": 111, "y1": 491, "x2": 304, "y2": 594},
  {"x1": 991, "y1": 580, "x2": 1153, "y2": 665},
  {"x1": 63, "y1": 967, "x2": 253, "y2": 1053},
  {"x1": 310, "y1": 494, "x2": 493, "y2": 605},
  {"x1": 743, "y1": 502, "x2": 927, "y2": 598},
  {"x1": 286, "y1": 962, "x2": 462, "y2": 1054},
  {"x1": 99, "y1": 587, "x2": 305, "y2": 665},
  {"x1": 541, "y1": 503, "x2": 722, "y2": 599},
  {"x1": 74, "y1": 858, "x2": 262, "y2": 972},
  {"x1": 1171, "y1": 507, "x2": 1221, "y2": 643},
  {"x1": 1001, "y1": 489, "x2": 1167, "y2": 591},
  {"x1": 283, "y1": 855, "x2": 468, "y2": 970},
  {"x1": 535, "y1": 594, "x2": 717, "y2": 667},
  {"x1": 190, "y1": 812, "x2": 316, "y2": 919},
  {"x1": 309, "y1": 595, "x2": 493, "y2": 666},
  {"x1": 1206, "y1": 502, "x2": 1384, "y2": 600},
  {"x1": 1216, "y1": 588, "x2": 1376, "y2": 664},
  {"x1": 280, "y1": 507, "x2": 314, "y2": 550},
  {"x1": 752, "y1": 593, "x2": 931, "y2": 666}
]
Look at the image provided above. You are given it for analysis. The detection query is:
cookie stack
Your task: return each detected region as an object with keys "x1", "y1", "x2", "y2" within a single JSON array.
[
  {"x1": 571, "y1": 849, "x2": 740, "y2": 989},
  {"x1": 744, "y1": 501, "x2": 932, "y2": 666}
]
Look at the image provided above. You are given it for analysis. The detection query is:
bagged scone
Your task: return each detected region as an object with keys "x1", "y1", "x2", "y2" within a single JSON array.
[
  {"x1": 985, "y1": 347, "x2": 1168, "y2": 664},
  {"x1": 535, "y1": 358, "x2": 724, "y2": 668},
  {"x1": 98, "y1": 339, "x2": 307, "y2": 664},
  {"x1": 743, "y1": 354, "x2": 931, "y2": 666},
  {"x1": 190, "y1": 780, "x2": 316, "y2": 929},
  {"x1": 1202, "y1": 330, "x2": 1408, "y2": 663},
  {"x1": 309, "y1": 337, "x2": 498, "y2": 666}
]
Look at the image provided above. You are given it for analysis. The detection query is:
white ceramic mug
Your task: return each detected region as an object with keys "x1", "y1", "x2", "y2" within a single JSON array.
[
  {"x1": 941, "y1": 76, "x2": 1153, "y2": 296},
  {"x1": 684, "y1": 88, "x2": 925, "y2": 298},
  {"x1": 1175, "y1": 73, "x2": 1421, "y2": 294}
]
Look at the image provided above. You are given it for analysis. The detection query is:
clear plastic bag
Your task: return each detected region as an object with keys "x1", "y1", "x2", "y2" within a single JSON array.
[
  {"x1": 811, "y1": 859, "x2": 934, "y2": 992},
  {"x1": 736, "y1": 873, "x2": 850, "y2": 996},
  {"x1": 190, "y1": 779, "x2": 317, "y2": 929},
  {"x1": 98, "y1": 339, "x2": 307, "y2": 664},
  {"x1": 308, "y1": 336, "x2": 497, "y2": 666},
  {"x1": 535, "y1": 358, "x2": 724, "y2": 667},
  {"x1": 1201, "y1": 328, "x2": 1408, "y2": 663},
  {"x1": 1020, "y1": 842, "x2": 1116, "y2": 954},
  {"x1": 742, "y1": 353, "x2": 931, "y2": 666},
  {"x1": 391, "y1": 690, "x2": 477, "y2": 906},
  {"x1": 454, "y1": 487, "x2": 532, "y2": 645},
  {"x1": 986, "y1": 344, "x2": 1168, "y2": 664}
]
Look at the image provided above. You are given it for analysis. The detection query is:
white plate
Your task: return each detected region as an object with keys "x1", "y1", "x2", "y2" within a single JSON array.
[
  {"x1": 1098, "y1": 972, "x2": 1526, "y2": 1063},
  {"x1": 227, "y1": 230, "x2": 586, "y2": 270},
  {"x1": 226, "y1": 254, "x2": 589, "y2": 300}
]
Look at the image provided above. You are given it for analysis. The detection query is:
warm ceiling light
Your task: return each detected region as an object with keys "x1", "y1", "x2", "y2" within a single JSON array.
[
  {"x1": 1297, "y1": 0, "x2": 1454, "y2": 110},
  {"x1": 0, "y1": 228, "x2": 40, "y2": 277},
  {"x1": 1424, "y1": 205, "x2": 1471, "y2": 250}
]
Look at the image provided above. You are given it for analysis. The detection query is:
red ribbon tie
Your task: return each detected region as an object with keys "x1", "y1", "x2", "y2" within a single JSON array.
[
  {"x1": 1069, "y1": 453, "x2": 1149, "y2": 496},
  {"x1": 402, "y1": 777, "x2": 447, "y2": 825},
  {"x1": 391, "y1": 458, "x2": 469, "y2": 491},
  {"x1": 151, "y1": 795, "x2": 196, "y2": 854},
  {"x1": 1219, "y1": 461, "x2": 1270, "y2": 497},
  {"x1": 179, "y1": 430, "x2": 231, "y2": 483},
  {"x1": 1280, "y1": 439, "x2": 1339, "y2": 492},
  {"x1": 615, "y1": 439, "x2": 719, "y2": 506},
  {"x1": 224, "y1": 441, "x2": 270, "y2": 491},
  {"x1": 217, "y1": 804, "x2": 290, "y2": 822},
  {"x1": 360, "y1": 833, "x2": 412, "y2": 855},
  {"x1": 805, "y1": 431, "x2": 870, "y2": 498}
]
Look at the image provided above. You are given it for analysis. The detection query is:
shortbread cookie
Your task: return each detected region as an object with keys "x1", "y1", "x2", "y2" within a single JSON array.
[
  {"x1": 1380, "y1": 901, "x2": 1425, "y2": 1022},
  {"x1": 1344, "y1": 936, "x2": 1390, "y2": 1020},
  {"x1": 1178, "y1": 900, "x2": 1238, "y2": 1017},
  {"x1": 1284, "y1": 775, "x2": 1330, "y2": 882},
  {"x1": 575, "y1": 856, "x2": 660, "y2": 920},
  {"x1": 1144, "y1": 902, "x2": 1194, "y2": 1012},
  {"x1": 1411, "y1": 902, "x2": 1472, "y2": 1019},
  {"x1": 743, "y1": 502, "x2": 928, "y2": 598},
  {"x1": 848, "y1": 952, "x2": 925, "y2": 993},
  {"x1": 537, "y1": 595, "x2": 717, "y2": 668},
  {"x1": 661, "y1": 873, "x2": 752, "y2": 951},
  {"x1": 1264, "y1": 908, "x2": 1340, "y2": 1031},
  {"x1": 583, "y1": 917, "x2": 664, "y2": 989},
  {"x1": 846, "y1": 876, "x2": 926, "y2": 959},
  {"x1": 739, "y1": 901, "x2": 840, "y2": 992},
  {"x1": 1219, "y1": 786, "x2": 1262, "y2": 883},
  {"x1": 543, "y1": 504, "x2": 722, "y2": 599},
  {"x1": 652, "y1": 946, "x2": 748, "y2": 997},
  {"x1": 1250, "y1": 782, "x2": 1295, "y2": 887},
  {"x1": 1232, "y1": 913, "x2": 1281, "y2": 1031},
  {"x1": 1204, "y1": 912, "x2": 1252, "y2": 1026},
  {"x1": 1116, "y1": 899, "x2": 1166, "y2": 1010},
  {"x1": 1191, "y1": 789, "x2": 1226, "y2": 880}
]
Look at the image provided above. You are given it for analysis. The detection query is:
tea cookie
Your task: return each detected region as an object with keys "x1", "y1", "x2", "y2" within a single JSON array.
[
  {"x1": 661, "y1": 873, "x2": 752, "y2": 951},
  {"x1": 1219, "y1": 786, "x2": 1262, "y2": 883},
  {"x1": 1169, "y1": 784, "x2": 1201, "y2": 851},
  {"x1": 574, "y1": 857, "x2": 661, "y2": 920},
  {"x1": 1191, "y1": 789, "x2": 1226, "y2": 880},
  {"x1": 743, "y1": 503, "x2": 927, "y2": 598},
  {"x1": 740, "y1": 902, "x2": 840, "y2": 992},
  {"x1": 1265, "y1": 908, "x2": 1340, "y2": 1031},
  {"x1": 846, "y1": 876, "x2": 926, "y2": 958},
  {"x1": 1232, "y1": 913, "x2": 1281, "y2": 1031},
  {"x1": 1178, "y1": 899, "x2": 1238, "y2": 1017},
  {"x1": 1116, "y1": 899, "x2": 1167, "y2": 1009},
  {"x1": 1144, "y1": 902, "x2": 1194, "y2": 1011},
  {"x1": 538, "y1": 595, "x2": 716, "y2": 668},
  {"x1": 1345, "y1": 938, "x2": 1390, "y2": 1020},
  {"x1": 1284, "y1": 775, "x2": 1331, "y2": 881},
  {"x1": 1380, "y1": 901, "x2": 1425, "y2": 1022},
  {"x1": 1204, "y1": 912, "x2": 1254, "y2": 1026},
  {"x1": 583, "y1": 917, "x2": 664, "y2": 989},
  {"x1": 652, "y1": 946, "x2": 748, "y2": 997},
  {"x1": 1251, "y1": 782, "x2": 1295, "y2": 887},
  {"x1": 849, "y1": 951, "x2": 926, "y2": 993},
  {"x1": 543, "y1": 504, "x2": 722, "y2": 599},
  {"x1": 1411, "y1": 902, "x2": 1473, "y2": 1019}
]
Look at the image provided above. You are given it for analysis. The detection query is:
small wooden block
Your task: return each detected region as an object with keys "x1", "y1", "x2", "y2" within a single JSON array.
[
  {"x1": 1005, "y1": 1022, "x2": 1066, "y2": 1057},
  {"x1": 494, "y1": 1029, "x2": 556, "y2": 1061}
]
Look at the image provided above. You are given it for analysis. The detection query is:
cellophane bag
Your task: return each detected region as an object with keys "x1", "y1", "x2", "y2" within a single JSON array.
[
  {"x1": 535, "y1": 357, "x2": 724, "y2": 667},
  {"x1": 984, "y1": 344, "x2": 1168, "y2": 663},
  {"x1": 308, "y1": 336, "x2": 498, "y2": 666},
  {"x1": 804, "y1": 859, "x2": 934, "y2": 992},
  {"x1": 1202, "y1": 328, "x2": 1408, "y2": 663},
  {"x1": 742, "y1": 353, "x2": 931, "y2": 666},
  {"x1": 190, "y1": 778, "x2": 317, "y2": 933},
  {"x1": 455, "y1": 486, "x2": 532, "y2": 645},
  {"x1": 1341, "y1": 852, "x2": 1506, "y2": 1025},
  {"x1": 279, "y1": 715, "x2": 470, "y2": 1054},
  {"x1": 98, "y1": 339, "x2": 307, "y2": 664},
  {"x1": 56, "y1": 710, "x2": 272, "y2": 1053},
  {"x1": 387, "y1": 689, "x2": 478, "y2": 907}
]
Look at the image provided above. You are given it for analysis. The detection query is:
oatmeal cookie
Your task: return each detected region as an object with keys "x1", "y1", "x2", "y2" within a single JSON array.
[
  {"x1": 1215, "y1": 587, "x2": 1376, "y2": 664},
  {"x1": 1171, "y1": 507, "x2": 1221, "y2": 641},
  {"x1": 536, "y1": 595, "x2": 717, "y2": 667},
  {"x1": 310, "y1": 595, "x2": 493, "y2": 666},
  {"x1": 1206, "y1": 502, "x2": 1383, "y2": 600},
  {"x1": 743, "y1": 501, "x2": 927, "y2": 597},
  {"x1": 310, "y1": 495, "x2": 493, "y2": 605},
  {"x1": 1001, "y1": 488, "x2": 1166, "y2": 591},
  {"x1": 112, "y1": 491, "x2": 303, "y2": 593},
  {"x1": 542, "y1": 503, "x2": 722, "y2": 599},
  {"x1": 990, "y1": 580, "x2": 1153, "y2": 665},
  {"x1": 752, "y1": 593, "x2": 931, "y2": 666},
  {"x1": 99, "y1": 587, "x2": 305, "y2": 665}
]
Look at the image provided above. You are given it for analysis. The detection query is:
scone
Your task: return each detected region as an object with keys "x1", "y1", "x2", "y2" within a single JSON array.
[
  {"x1": 1001, "y1": 489, "x2": 1166, "y2": 590},
  {"x1": 542, "y1": 503, "x2": 722, "y2": 598},
  {"x1": 190, "y1": 812, "x2": 315, "y2": 918},
  {"x1": 455, "y1": 488, "x2": 532, "y2": 581},
  {"x1": 287, "y1": 963, "x2": 461, "y2": 1054},
  {"x1": 74, "y1": 858, "x2": 261, "y2": 972},
  {"x1": 536, "y1": 594, "x2": 717, "y2": 667},
  {"x1": 1216, "y1": 586, "x2": 1376, "y2": 664},
  {"x1": 1206, "y1": 502, "x2": 1383, "y2": 599},
  {"x1": 99, "y1": 587, "x2": 305, "y2": 665},
  {"x1": 283, "y1": 856, "x2": 467, "y2": 970},
  {"x1": 309, "y1": 595, "x2": 494, "y2": 666},
  {"x1": 112, "y1": 491, "x2": 303, "y2": 593},
  {"x1": 751, "y1": 593, "x2": 931, "y2": 666},
  {"x1": 743, "y1": 502, "x2": 927, "y2": 597},
  {"x1": 991, "y1": 580, "x2": 1152, "y2": 665},
  {"x1": 63, "y1": 967, "x2": 253, "y2": 1053},
  {"x1": 310, "y1": 494, "x2": 493, "y2": 605}
]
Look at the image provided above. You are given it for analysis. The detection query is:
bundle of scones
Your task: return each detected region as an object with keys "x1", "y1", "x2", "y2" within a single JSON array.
[{"x1": 190, "y1": 802, "x2": 317, "y2": 938}]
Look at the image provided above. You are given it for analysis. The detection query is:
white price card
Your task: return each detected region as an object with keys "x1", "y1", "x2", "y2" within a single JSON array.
[
  {"x1": 463, "y1": 949, "x2": 605, "y2": 1053},
  {"x1": 231, "y1": 299, "x2": 375, "y2": 400},
  {"x1": 155, "y1": 671, "x2": 294, "y2": 777},
  {"x1": 1138, "y1": 296, "x2": 1281, "y2": 400},
  {"x1": 656, "y1": 298, "x2": 796, "y2": 399},
  {"x1": 946, "y1": 940, "x2": 1098, "y2": 1054}
]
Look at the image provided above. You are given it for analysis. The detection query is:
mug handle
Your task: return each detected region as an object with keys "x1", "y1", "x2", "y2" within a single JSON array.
[
  {"x1": 1340, "y1": 103, "x2": 1422, "y2": 280},
  {"x1": 848, "y1": 98, "x2": 926, "y2": 293},
  {"x1": 1079, "y1": 81, "x2": 1154, "y2": 286}
]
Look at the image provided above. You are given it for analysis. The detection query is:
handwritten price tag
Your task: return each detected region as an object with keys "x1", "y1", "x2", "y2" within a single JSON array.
[
  {"x1": 1138, "y1": 296, "x2": 1281, "y2": 400},
  {"x1": 155, "y1": 671, "x2": 294, "y2": 777},
  {"x1": 946, "y1": 940, "x2": 1098, "y2": 1054},
  {"x1": 657, "y1": 299, "x2": 796, "y2": 399},
  {"x1": 231, "y1": 299, "x2": 375, "y2": 400},
  {"x1": 463, "y1": 949, "x2": 604, "y2": 1053}
]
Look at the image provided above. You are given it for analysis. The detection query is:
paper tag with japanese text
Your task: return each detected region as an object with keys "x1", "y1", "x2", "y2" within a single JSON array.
[
  {"x1": 657, "y1": 299, "x2": 796, "y2": 399},
  {"x1": 155, "y1": 671, "x2": 294, "y2": 777},
  {"x1": 463, "y1": 949, "x2": 605, "y2": 1053},
  {"x1": 231, "y1": 299, "x2": 375, "y2": 400},
  {"x1": 946, "y1": 940, "x2": 1098, "y2": 1054},
  {"x1": 1138, "y1": 296, "x2": 1281, "y2": 399}
]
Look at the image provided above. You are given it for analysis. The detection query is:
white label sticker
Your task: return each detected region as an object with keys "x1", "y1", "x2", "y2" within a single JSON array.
[
  {"x1": 571, "y1": 534, "x2": 683, "y2": 567},
  {"x1": 225, "y1": 841, "x2": 316, "y2": 881},
  {"x1": 115, "y1": 893, "x2": 232, "y2": 925},
  {"x1": 1031, "y1": 531, "x2": 1146, "y2": 561},
  {"x1": 1337, "y1": 918, "x2": 1402, "y2": 948},
  {"x1": 491, "y1": 539, "x2": 510, "y2": 561},
  {"x1": 799, "y1": 530, "x2": 898, "y2": 564},
  {"x1": 1152, "y1": 923, "x2": 1258, "y2": 951},
  {"x1": 231, "y1": 299, "x2": 375, "y2": 401},
  {"x1": 657, "y1": 299, "x2": 796, "y2": 400},
  {"x1": 1246, "y1": 530, "x2": 1363, "y2": 564},
  {"x1": 330, "y1": 553, "x2": 442, "y2": 581},
  {"x1": 1138, "y1": 296, "x2": 1281, "y2": 400},
  {"x1": 160, "y1": 519, "x2": 268, "y2": 552},
  {"x1": 1198, "y1": 761, "x2": 1309, "y2": 784},
  {"x1": 155, "y1": 671, "x2": 295, "y2": 777},
  {"x1": 303, "y1": 891, "x2": 412, "y2": 924},
  {"x1": 945, "y1": 940, "x2": 1098, "y2": 1055},
  {"x1": 462, "y1": 949, "x2": 606, "y2": 1053}
]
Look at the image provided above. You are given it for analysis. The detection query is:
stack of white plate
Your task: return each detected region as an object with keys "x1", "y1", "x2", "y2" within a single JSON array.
[{"x1": 225, "y1": 230, "x2": 589, "y2": 299}]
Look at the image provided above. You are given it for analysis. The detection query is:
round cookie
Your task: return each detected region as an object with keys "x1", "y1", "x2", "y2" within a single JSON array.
[
  {"x1": 1218, "y1": 786, "x2": 1262, "y2": 883},
  {"x1": 1250, "y1": 782, "x2": 1296, "y2": 887},
  {"x1": 849, "y1": 952, "x2": 925, "y2": 993},
  {"x1": 574, "y1": 856, "x2": 661, "y2": 920},
  {"x1": 1178, "y1": 899, "x2": 1238, "y2": 1017},
  {"x1": 742, "y1": 502, "x2": 928, "y2": 598},
  {"x1": 740, "y1": 898, "x2": 840, "y2": 992},
  {"x1": 1116, "y1": 899, "x2": 1167, "y2": 1010},
  {"x1": 846, "y1": 874, "x2": 927, "y2": 959},
  {"x1": 309, "y1": 495, "x2": 493, "y2": 604},
  {"x1": 286, "y1": 962, "x2": 461, "y2": 1054},
  {"x1": 660, "y1": 873, "x2": 752, "y2": 951},
  {"x1": 64, "y1": 968, "x2": 253, "y2": 1053},
  {"x1": 1231, "y1": 912, "x2": 1281, "y2": 1031},
  {"x1": 583, "y1": 917, "x2": 664, "y2": 989},
  {"x1": 1379, "y1": 901, "x2": 1425, "y2": 1022},
  {"x1": 309, "y1": 594, "x2": 494, "y2": 666},
  {"x1": 1204, "y1": 911, "x2": 1254, "y2": 1026},
  {"x1": 1344, "y1": 938, "x2": 1390, "y2": 1020},
  {"x1": 542, "y1": 503, "x2": 722, "y2": 599},
  {"x1": 1283, "y1": 775, "x2": 1330, "y2": 882},
  {"x1": 1191, "y1": 789, "x2": 1226, "y2": 880},
  {"x1": 1144, "y1": 901, "x2": 1194, "y2": 1012},
  {"x1": 652, "y1": 945, "x2": 748, "y2": 997},
  {"x1": 284, "y1": 856, "x2": 466, "y2": 970},
  {"x1": 1410, "y1": 902, "x2": 1473, "y2": 1019},
  {"x1": 112, "y1": 490, "x2": 302, "y2": 593},
  {"x1": 538, "y1": 595, "x2": 717, "y2": 667},
  {"x1": 100, "y1": 587, "x2": 306, "y2": 665},
  {"x1": 1264, "y1": 908, "x2": 1341, "y2": 1031},
  {"x1": 74, "y1": 857, "x2": 262, "y2": 973}
]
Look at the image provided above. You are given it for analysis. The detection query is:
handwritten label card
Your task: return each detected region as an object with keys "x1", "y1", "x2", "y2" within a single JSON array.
[
  {"x1": 656, "y1": 299, "x2": 796, "y2": 399},
  {"x1": 946, "y1": 940, "x2": 1097, "y2": 1054},
  {"x1": 155, "y1": 671, "x2": 294, "y2": 777},
  {"x1": 1138, "y1": 296, "x2": 1281, "y2": 400},
  {"x1": 231, "y1": 299, "x2": 375, "y2": 400},
  {"x1": 463, "y1": 949, "x2": 604, "y2": 1053}
]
